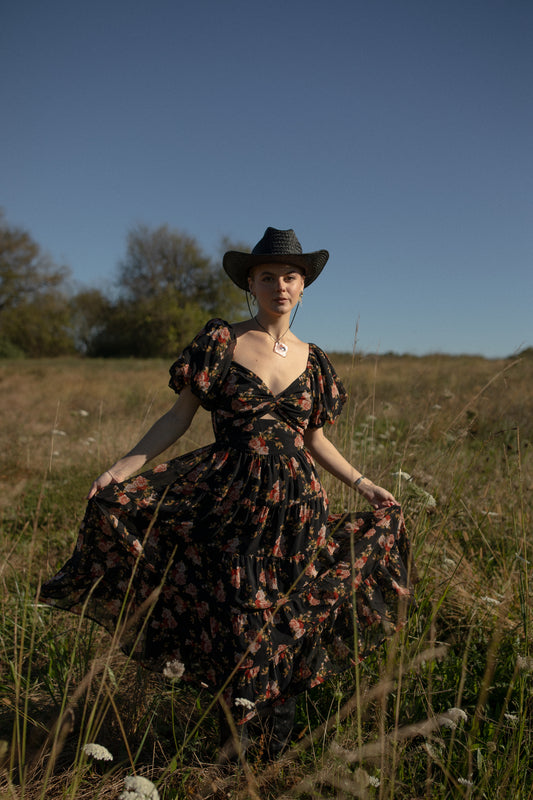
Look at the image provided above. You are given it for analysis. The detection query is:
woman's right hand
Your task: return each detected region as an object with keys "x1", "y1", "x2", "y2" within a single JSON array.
[{"x1": 87, "y1": 470, "x2": 118, "y2": 500}]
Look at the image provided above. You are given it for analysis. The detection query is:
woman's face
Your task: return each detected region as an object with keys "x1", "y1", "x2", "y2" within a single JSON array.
[{"x1": 248, "y1": 263, "x2": 305, "y2": 316}]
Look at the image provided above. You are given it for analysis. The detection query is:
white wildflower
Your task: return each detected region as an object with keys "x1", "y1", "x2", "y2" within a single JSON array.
[
  {"x1": 234, "y1": 697, "x2": 255, "y2": 711},
  {"x1": 119, "y1": 775, "x2": 159, "y2": 800},
  {"x1": 446, "y1": 707, "x2": 468, "y2": 723},
  {"x1": 392, "y1": 470, "x2": 412, "y2": 481},
  {"x1": 457, "y1": 777, "x2": 474, "y2": 787},
  {"x1": 481, "y1": 596, "x2": 501, "y2": 607},
  {"x1": 438, "y1": 707, "x2": 467, "y2": 729},
  {"x1": 75, "y1": 409, "x2": 90, "y2": 417},
  {"x1": 368, "y1": 775, "x2": 380, "y2": 787},
  {"x1": 51, "y1": 429, "x2": 67, "y2": 436},
  {"x1": 517, "y1": 655, "x2": 533, "y2": 672},
  {"x1": 162, "y1": 660, "x2": 185, "y2": 681},
  {"x1": 82, "y1": 742, "x2": 113, "y2": 761},
  {"x1": 442, "y1": 556, "x2": 456, "y2": 568},
  {"x1": 504, "y1": 713, "x2": 518, "y2": 725}
]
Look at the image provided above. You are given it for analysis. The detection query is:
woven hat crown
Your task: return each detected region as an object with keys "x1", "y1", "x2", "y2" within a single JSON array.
[{"x1": 251, "y1": 227, "x2": 303, "y2": 257}]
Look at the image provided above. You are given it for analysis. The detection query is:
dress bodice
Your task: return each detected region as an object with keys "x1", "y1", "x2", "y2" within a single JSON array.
[{"x1": 168, "y1": 319, "x2": 347, "y2": 442}]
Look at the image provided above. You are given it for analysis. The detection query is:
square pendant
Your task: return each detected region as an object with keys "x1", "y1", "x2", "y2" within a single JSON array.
[{"x1": 273, "y1": 341, "x2": 288, "y2": 357}]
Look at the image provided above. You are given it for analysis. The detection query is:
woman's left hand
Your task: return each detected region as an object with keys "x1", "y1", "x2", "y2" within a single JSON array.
[{"x1": 357, "y1": 480, "x2": 398, "y2": 509}]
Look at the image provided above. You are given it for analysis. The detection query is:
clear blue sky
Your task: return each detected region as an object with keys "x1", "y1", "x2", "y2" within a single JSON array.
[{"x1": 2, "y1": 0, "x2": 531, "y2": 357}]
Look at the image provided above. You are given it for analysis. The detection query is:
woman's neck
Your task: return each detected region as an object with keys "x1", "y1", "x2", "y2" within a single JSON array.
[{"x1": 254, "y1": 311, "x2": 292, "y2": 340}]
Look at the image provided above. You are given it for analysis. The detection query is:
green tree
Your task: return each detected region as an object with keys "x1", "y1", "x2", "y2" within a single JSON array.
[
  {"x1": 90, "y1": 224, "x2": 246, "y2": 357},
  {"x1": 0, "y1": 211, "x2": 73, "y2": 356}
]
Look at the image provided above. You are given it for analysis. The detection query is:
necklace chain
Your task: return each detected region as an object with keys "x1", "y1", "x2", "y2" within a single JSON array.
[
  {"x1": 254, "y1": 316, "x2": 290, "y2": 343},
  {"x1": 254, "y1": 316, "x2": 291, "y2": 357}
]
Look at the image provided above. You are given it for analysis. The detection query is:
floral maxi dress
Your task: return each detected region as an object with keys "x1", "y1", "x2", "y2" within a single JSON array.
[{"x1": 40, "y1": 319, "x2": 415, "y2": 710}]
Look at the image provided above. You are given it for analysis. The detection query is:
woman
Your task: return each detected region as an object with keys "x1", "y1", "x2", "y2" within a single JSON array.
[{"x1": 40, "y1": 227, "x2": 414, "y2": 759}]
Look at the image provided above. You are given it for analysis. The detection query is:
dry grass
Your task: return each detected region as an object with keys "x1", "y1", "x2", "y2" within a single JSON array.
[{"x1": 1, "y1": 350, "x2": 532, "y2": 798}]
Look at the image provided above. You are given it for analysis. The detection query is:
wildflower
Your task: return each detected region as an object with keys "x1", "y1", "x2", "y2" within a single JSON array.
[
  {"x1": 368, "y1": 775, "x2": 380, "y2": 787},
  {"x1": 480, "y1": 596, "x2": 501, "y2": 607},
  {"x1": 82, "y1": 742, "x2": 113, "y2": 761},
  {"x1": 438, "y1": 707, "x2": 467, "y2": 729},
  {"x1": 517, "y1": 655, "x2": 533, "y2": 672},
  {"x1": 234, "y1": 697, "x2": 255, "y2": 711},
  {"x1": 392, "y1": 470, "x2": 412, "y2": 481},
  {"x1": 119, "y1": 775, "x2": 159, "y2": 800},
  {"x1": 162, "y1": 660, "x2": 185, "y2": 681},
  {"x1": 457, "y1": 777, "x2": 474, "y2": 787},
  {"x1": 504, "y1": 713, "x2": 519, "y2": 725}
]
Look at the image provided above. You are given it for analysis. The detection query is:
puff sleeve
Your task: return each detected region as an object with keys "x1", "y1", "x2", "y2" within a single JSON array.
[
  {"x1": 168, "y1": 319, "x2": 235, "y2": 410},
  {"x1": 307, "y1": 344, "x2": 347, "y2": 428}
]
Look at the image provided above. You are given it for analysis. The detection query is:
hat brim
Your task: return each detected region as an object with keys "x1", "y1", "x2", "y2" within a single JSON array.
[{"x1": 222, "y1": 250, "x2": 329, "y2": 291}]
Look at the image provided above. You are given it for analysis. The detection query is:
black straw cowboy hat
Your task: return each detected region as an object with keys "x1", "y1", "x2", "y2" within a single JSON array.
[{"x1": 223, "y1": 227, "x2": 329, "y2": 291}]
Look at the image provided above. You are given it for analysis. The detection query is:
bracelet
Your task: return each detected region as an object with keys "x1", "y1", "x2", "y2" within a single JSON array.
[{"x1": 354, "y1": 475, "x2": 366, "y2": 488}]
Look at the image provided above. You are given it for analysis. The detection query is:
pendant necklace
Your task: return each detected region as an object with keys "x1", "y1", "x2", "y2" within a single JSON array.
[{"x1": 254, "y1": 316, "x2": 290, "y2": 357}]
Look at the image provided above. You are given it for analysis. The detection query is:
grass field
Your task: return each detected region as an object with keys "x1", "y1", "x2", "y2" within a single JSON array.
[{"x1": 0, "y1": 349, "x2": 532, "y2": 799}]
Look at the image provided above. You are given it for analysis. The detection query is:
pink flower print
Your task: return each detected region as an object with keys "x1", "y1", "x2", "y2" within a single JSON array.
[
  {"x1": 268, "y1": 481, "x2": 281, "y2": 502},
  {"x1": 310, "y1": 476, "x2": 322, "y2": 493},
  {"x1": 310, "y1": 674, "x2": 325, "y2": 688},
  {"x1": 132, "y1": 475, "x2": 148, "y2": 491},
  {"x1": 200, "y1": 630, "x2": 212, "y2": 653},
  {"x1": 117, "y1": 493, "x2": 130, "y2": 506},
  {"x1": 246, "y1": 631, "x2": 263, "y2": 654},
  {"x1": 306, "y1": 590, "x2": 321, "y2": 606},
  {"x1": 299, "y1": 505, "x2": 312, "y2": 523},
  {"x1": 316, "y1": 525, "x2": 327, "y2": 548},
  {"x1": 196, "y1": 600, "x2": 209, "y2": 618},
  {"x1": 154, "y1": 462, "x2": 168, "y2": 473},
  {"x1": 305, "y1": 562, "x2": 318, "y2": 578},
  {"x1": 214, "y1": 580, "x2": 226, "y2": 602},
  {"x1": 230, "y1": 567, "x2": 242, "y2": 589},
  {"x1": 266, "y1": 567, "x2": 278, "y2": 590},
  {"x1": 233, "y1": 613, "x2": 247, "y2": 635},
  {"x1": 212, "y1": 325, "x2": 230, "y2": 344},
  {"x1": 253, "y1": 506, "x2": 269, "y2": 526},
  {"x1": 335, "y1": 566, "x2": 351, "y2": 580},
  {"x1": 244, "y1": 665, "x2": 259, "y2": 681},
  {"x1": 254, "y1": 589, "x2": 270, "y2": 609},
  {"x1": 327, "y1": 540, "x2": 338, "y2": 555},
  {"x1": 185, "y1": 583, "x2": 197, "y2": 597},
  {"x1": 249, "y1": 435, "x2": 268, "y2": 455},
  {"x1": 185, "y1": 544, "x2": 201, "y2": 565},
  {"x1": 272, "y1": 537, "x2": 284, "y2": 557},
  {"x1": 196, "y1": 368, "x2": 210, "y2": 393},
  {"x1": 173, "y1": 561, "x2": 187, "y2": 585},
  {"x1": 331, "y1": 381, "x2": 339, "y2": 398},
  {"x1": 161, "y1": 608, "x2": 178, "y2": 629},
  {"x1": 264, "y1": 680, "x2": 279, "y2": 700},
  {"x1": 294, "y1": 433, "x2": 304, "y2": 449},
  {"x1": 287, "y1": 457, "x2": 299, "y2": 478},
  {"x1": 289, "y1": 617, "x2": 305, "y2": 639},
  {"x1": 297, "y1": 392, "x2": 312, "y2": 410}
]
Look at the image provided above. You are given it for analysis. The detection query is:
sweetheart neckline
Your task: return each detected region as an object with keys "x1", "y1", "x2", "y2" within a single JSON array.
[{"x1": 230, "y1": 359, "x2": 311, "y2": 398}]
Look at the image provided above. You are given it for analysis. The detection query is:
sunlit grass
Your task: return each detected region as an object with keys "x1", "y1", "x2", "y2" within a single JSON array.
[{"x1": 1, "y1": 351, "x2": 532, "y2": 798}]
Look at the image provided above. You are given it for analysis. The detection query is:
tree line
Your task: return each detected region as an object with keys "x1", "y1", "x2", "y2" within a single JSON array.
[{"x1": 0, "y1": 210, "x2": 247, "y2": 358}]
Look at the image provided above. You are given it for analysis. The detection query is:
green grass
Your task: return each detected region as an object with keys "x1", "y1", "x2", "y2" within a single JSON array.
[{"x1": 0, "y1": 352, "x2": 532, "y2": 798}]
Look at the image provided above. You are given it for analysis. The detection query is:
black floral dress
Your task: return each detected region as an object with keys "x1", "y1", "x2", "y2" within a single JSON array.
[{"x1": 40, "y1": 319, "x2": 414, "y2": 711}]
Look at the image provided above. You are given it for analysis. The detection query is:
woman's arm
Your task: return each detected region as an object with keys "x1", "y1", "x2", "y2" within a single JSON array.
[
  {"x1": 87, "y1": 387, "x2": 201, "y2": 498},
  {"x1": 303, "y1": 426, "x2": 397, "y2": 509}
]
